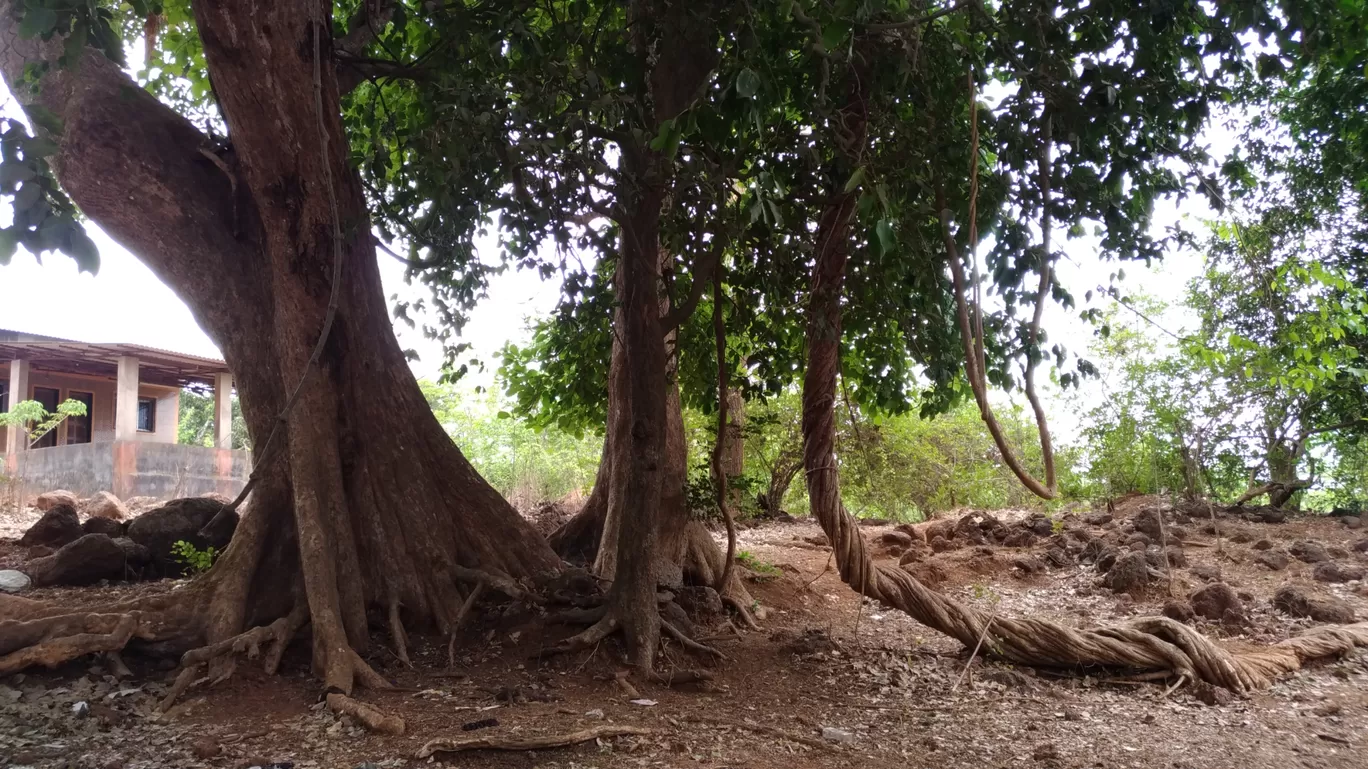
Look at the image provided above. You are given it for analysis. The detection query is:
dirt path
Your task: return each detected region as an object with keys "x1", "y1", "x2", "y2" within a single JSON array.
[{"x1": 2, "y1": 507, "x2": 1366, "y2": 768}]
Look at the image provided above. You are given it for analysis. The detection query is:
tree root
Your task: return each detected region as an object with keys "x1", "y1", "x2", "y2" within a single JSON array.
[
  {"x1": 682, "y1": 716, "x2": 835, "y2": 751},
  {"x1": 159, "y1": 608, "x2": 307, "y2": 712},
  {"x1": 661, "y1": 619, "x2": 726, "y2": 660},
  {"x1": 0, "y1": 613, "x2": 144, "y2": 676},
  {"x1": 326, "y1": 692, "x2": 405, "y2": 735},
  {"x1": 416, "y1": 725, "x2": 653, "y2": 758}
]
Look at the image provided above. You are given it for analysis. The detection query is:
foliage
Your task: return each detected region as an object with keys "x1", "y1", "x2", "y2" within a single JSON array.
[
  {"x1": 170, "y1": 539, "x2": 218, "y2": 576},
  {"x1": 418, "y1": 379, "x2": 600, "y2": 508},
  {"x1": 0, "y1": 398, "x2": 88, "y2": 448},
  {"x1": 735, "y1": 550, "x2": 779, "y2": 577},
  {"x1": 177, "y1": 390, "x2": 250, "y2": 450}
]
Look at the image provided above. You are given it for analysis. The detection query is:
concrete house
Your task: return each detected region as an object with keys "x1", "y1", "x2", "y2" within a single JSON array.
[{"x1": 0, "y1": 328, "x2": 250, "y2": 499}]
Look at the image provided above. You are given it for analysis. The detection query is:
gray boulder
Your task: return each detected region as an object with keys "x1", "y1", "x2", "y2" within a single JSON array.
[{"x1": 19, "y1": 504, "x2": 82, "y2": 549}]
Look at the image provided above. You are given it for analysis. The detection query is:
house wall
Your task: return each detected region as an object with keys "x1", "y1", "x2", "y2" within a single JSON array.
[
  {"x1": 0, "y1": 371, "x2": 179, "y2": 445},
  {"x1": 2, "y1": 440, "x2": 250, "y2": 499}
]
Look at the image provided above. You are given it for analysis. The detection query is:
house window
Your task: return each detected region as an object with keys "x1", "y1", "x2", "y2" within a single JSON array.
[
  {"x1": 0, "y1": 378, "x2": 8, "y2": 412},
  {"x1": 66, "y1": 391, "x2": 93, "y2": 445},
  {"x1": 32, "y1": 386, "x2": 60, "y2": 448},
  {"x1": 137, "y1": 396, "x2": 157, "y2": 433}
]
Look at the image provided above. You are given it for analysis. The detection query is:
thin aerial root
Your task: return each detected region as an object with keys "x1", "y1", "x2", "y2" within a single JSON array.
[
  {"x1": 447, "y1": 581, "x2": 485, "y2": 670},
  {"x1": 326, "y1": 692, "x2": 404, "y2": 735},
  {"x1": 661, "y1": 619, "x2": 726, "y2": 660},
  {"x1": 416, "y1": 725, "x2": 652, "y2": 759},
  {"x1": 387, "y1": 597, "x2": 411, "y2": 667}
]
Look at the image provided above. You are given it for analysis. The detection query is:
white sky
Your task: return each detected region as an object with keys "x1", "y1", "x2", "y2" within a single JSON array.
[{"x1": 0, "y1": 57, "x2": 1232, "y2": 446}]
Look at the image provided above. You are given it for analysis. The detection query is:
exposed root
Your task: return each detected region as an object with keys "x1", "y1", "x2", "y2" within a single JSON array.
[
  {"x1": 416, "y1": 725, "x2": 653, "y2": 758},
  {"x1": 661, "y1": 619, "x2": 726, "y2": 660},
  {"x1": 548, "y1": 614, "x2": 620, "y2": 655},
  {"x1": 158, "y1": 611, "x2": 306, "y2": 712},
  {"x1": 0, "y1": 613, "x2": 143, "y2": 676},
  {"x1": 387, "y1": 595, "x2": 411, "y2": 667},
  {"x1": 646, "y1": 667, "x2": 714, "y2": 686},
  {"x1": 450, "y1": 565, "x2": 543, "y2": 605},
  {"x1": 683, "y1": 716, "x2": 835, "y2": 751},
  {"x1": 447, "y1": 581, "x2": 485, "y2": 670},
  {"x1": 326, "y1": 692, "x2": 405, "y2": 735}
]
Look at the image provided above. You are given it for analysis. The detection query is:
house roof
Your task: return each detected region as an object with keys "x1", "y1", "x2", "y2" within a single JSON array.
[{"x1": 0, "y1": 329, "x2": 229, "y2": 389}]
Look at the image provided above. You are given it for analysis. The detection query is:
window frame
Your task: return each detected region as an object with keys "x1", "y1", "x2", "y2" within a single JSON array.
[
  {"x1": 65, "y1": 390, "x2": 94, "y2": 445},
  {"x1": 136, "y1": 395, "x2": 157, "y2": 433}
]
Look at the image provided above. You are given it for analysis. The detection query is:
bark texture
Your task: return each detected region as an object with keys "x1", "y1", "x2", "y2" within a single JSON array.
[{"x1": 0, "y1": 0, "x2": 557, "y2": 690}]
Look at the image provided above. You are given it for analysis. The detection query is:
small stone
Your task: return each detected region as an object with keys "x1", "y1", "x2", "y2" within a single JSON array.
[
  {"x1": 1342, "y1": 516, "x2": 1363, "y2": 530},
  {"x1": 1032, "y1": 743, "x2": 1060, "y2": 761},
  {"x1": 0, "y1": 570, "x2": 32, "y2": 594},
  {"x1": 72, "y1": 700, "x2": 90, "y2": 718},
  {"x1": 585, "y1": 708, "x2": 605, "y2": 719},
  {"x1": 1063, "y1": 708, "x2": 1083, "y2": 721},
  {"x1": 192, "y1": 737, "x2": 222, "y2": 759},
  {"x1": 1252, "y1": 539, "x2": 1274, "y2": 551},
  {"x1": 880, "y1": 530, "x2": 913, "y2": 548},
  {"x1": 1313, "y1": 702, "x2": 1343, "y2": 717},
  {"x1": 1192, "y1": 682, "x2": 1233, "y2": 707},
  {"x1": 1188, "y1": 564, "x2": 1222, "y2": 582},
  {"x1": 1132, "y1": 509, "x2": 1163, "y2": 539},
  {"x1": 821, "y1": 726, "x2": 855, "y2": 744}
]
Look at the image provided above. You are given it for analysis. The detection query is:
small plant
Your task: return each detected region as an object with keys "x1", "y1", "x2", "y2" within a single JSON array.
[
  {"x1": 736, "y1": 550, "x2": 780, "y2": 577},
  {"x1": 171, "y1": 540, "x2": 219, "y2": 575}
]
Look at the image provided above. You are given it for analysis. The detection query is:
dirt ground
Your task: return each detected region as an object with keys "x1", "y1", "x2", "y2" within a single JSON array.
[{"x1": 3, "y1": 501, "x2": 1367, "y2": 769}]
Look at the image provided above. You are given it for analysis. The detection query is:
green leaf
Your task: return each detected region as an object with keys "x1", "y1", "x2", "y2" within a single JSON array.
[
  {"x1": 842, "y1": 166, "x2": 866, "y2": 193},
  {"x1": 0, "y1": 229, "x2": 16, "y2": 265},
  {"x1": 0, "y1": 162, "x2": 35, "y2": 186},
  {"x1": 735, "y1": 68, "x2": 760, "y2": 98},
  {"x1": 17, "y1": 8, "x2": 58, "y2": 40},
  {"x1": 875, "y1": 219, "x2": 895, "y2": 255},
  {"x1": 13, "y1": 181, "x2": 41, "y2": 211},
  {"x1": 64, "y1": 226, "x2": 100, "y2": 275}
]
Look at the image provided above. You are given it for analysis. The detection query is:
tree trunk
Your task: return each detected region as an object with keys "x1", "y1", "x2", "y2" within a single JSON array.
[{"x1": 0, "y1": 0, "x2": 557, "y2": 691}]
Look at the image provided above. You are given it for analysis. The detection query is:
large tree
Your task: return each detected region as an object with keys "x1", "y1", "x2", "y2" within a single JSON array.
[{"x1": 0, "y1": 0, "x2": 560, "y2": 716}]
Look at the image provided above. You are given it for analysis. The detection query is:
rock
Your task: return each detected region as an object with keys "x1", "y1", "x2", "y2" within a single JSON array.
[
  {"x1": 1289, "y1": 540, "x2": 1331, "y2": 564},
  {"x1": 123, "y1": 496, "x2": 160, "y2": 513},
  {"x1": 26, "y1": 534, "x2": 129, "y2": 587},
  {"x1": 1343, "y1": 516, "x2": 1364, "y2": 530},
  {"x1": 1105, "y1": 552, "x2": 1152, "y2": 594},
  {"x1": 1095, "y1": 548, "x2": 1120, "y2": 573},
  {"x1": 803, "y1": 533, "x2": 830, "y2": 547},
  {"x1": 1084, "y1": 511, "x2": 1113, "y2": 526},
  {"x1": 1188, "y1": 563, "x2": 1222, "y2": 582},
  {"x1": 112, "y1": 537, "x2": 152, "y2": 567},
  {"x1": 897, "y1": 545, "x2": 927, "y2": 566},
  {"x1": 676, "y1": 585, "x2": 724, "y2": 620},
  {"x1": 1132, "y1": 508, "x2": 1163, "y2": 540},
  {"x1": 0, "y1": 570, "x2": 32, "y2": 594},
  {"x1": 1002, "y1": 529, "x2": 1037, "y2": 548},
  {"x1": 1190, "y1": 583, "x2": 1244, "y2": 622},
  {"x1": 72, "y1": 701, "x2": 90, "y2": 718},
  {"x1": 82, "y1": 516, "x2": 125, "y2": 538},
  {"x1": 821, "y1": 726, "x2": 855, "y2": 744},
  {"x1": 1192, "y1": 681, "x2": 1233, "y2": 707},
  {"x1": 880, "y1": 530, "x2": 913, "y2": 548},
  {"x1": 1252, "y1": 539, "x2": 1274, "y2": 551},
  {"x1": 34, "y1": 490, "x2": 78, "y2": 511},
  {"x1": 1162, "y1": 600, "x2": 1195, "y2": 622},
  {"x1": 1255, "y1": 550, "x2": 1290, "y2": 571},
  {"x1": 1013, "y1": 556, "x2": 1047, "y2": 574},
  {"x1": 894, "y1": 523, "x2": 926, "y2": 543},
  {"x1": 1355, "y1": 538, "x2": 1368, "y2": 553},
  {"x1": 1313, "y1": 562, "x2": 1367, "y2": 584},
  {"x1": 1044, "y1": 547, "x2": 1071, "y2": 568},
  {"x1": 25, "y1": 544, "x2": 53, "y2": 558},
  {"x1": 192, "y1": 737, "x2": 221, "y2": 759},
  {"x1": 1228, "y1": 529, "x2": 1255, "y2": 544},
  {"x1": 1250, "y1": 507, "x2": 1287, "y2": 524},
  {"x1": 1125, "y1": 532, "x2": 1153, "y2": 548},
  {"x1": 126, "y1": 497, "x2": 239, "y2": 575},
  {"x1": 1273, "y1": 584, "x2": 1357, "y2": 624},
  {"x1": 929, "y1": 535, "x2": 955, "y2": 553},
  {"x1": 1328, "y1": 546, "x2": 1350, "y2": 559},
  {"x1": 1165, "y1": 546, "x2": 1188, "y2": 568},
  {"x1": 18, "y1": 504, "x2": 82, "y2": 549},
  {"x1": 1027, "y1": 516, "x2": 1055, "y2": 537},
  {"x1": 925, "y1": 521, "x2": 953, "y2": 542},
  {"x1": 79, "y1": 491, "x2": 128, "y2": 521},
  {"x1": 199, "y1": 491, "x2": 233, "y2": 505}
]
